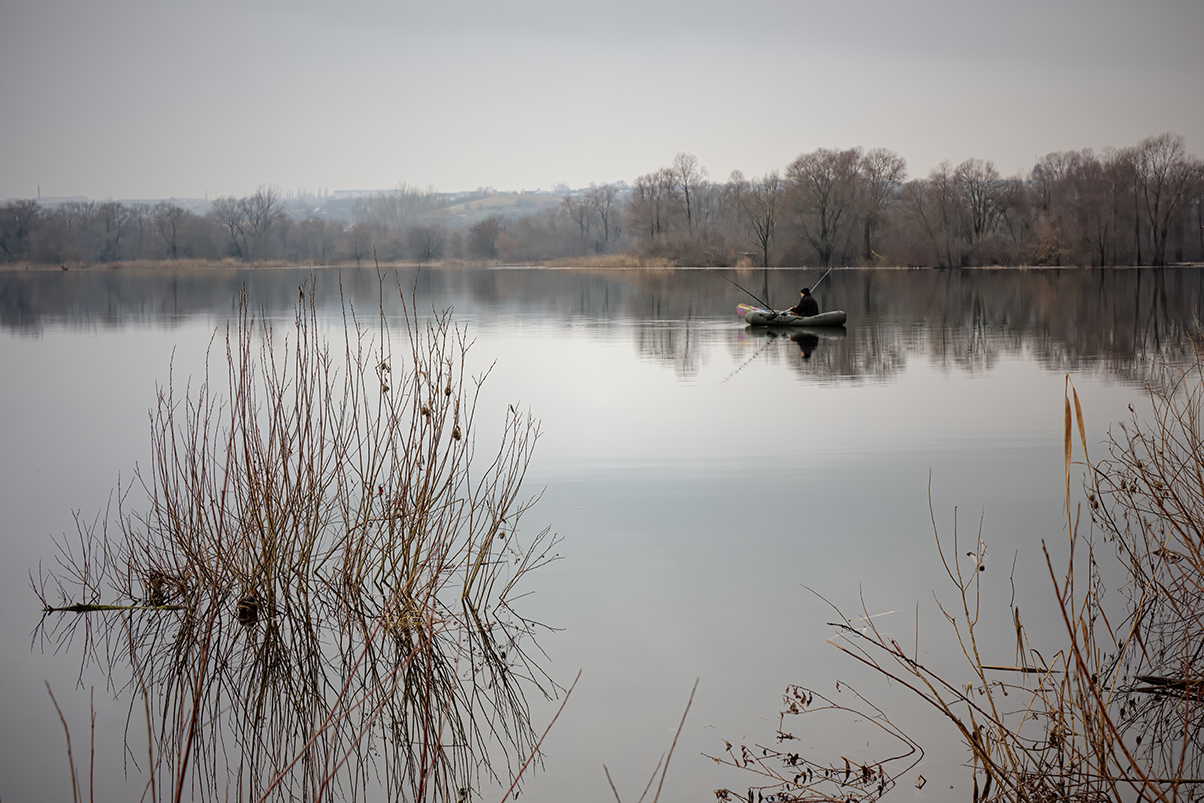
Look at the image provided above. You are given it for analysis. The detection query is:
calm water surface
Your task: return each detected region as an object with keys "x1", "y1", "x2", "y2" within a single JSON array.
[{"x1": 0, "y1": 266, "x2": 1198, "y2": 800}]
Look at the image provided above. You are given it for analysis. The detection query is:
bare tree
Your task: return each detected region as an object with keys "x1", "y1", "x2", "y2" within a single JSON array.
[
  {"x1": 586, "y1": 183, "x2": 621, "y2": 250},
  {"x1": 786, "y1": 147, "x2": 863, "y2": 267},
  {"x1": 953, "y1": 158, "x2": 1007, "y2": 249},
  {"x1": 1029, "y1": 149, "x2": 1095, "y2": 265},
  {"x1": 724, "y1": 170, "x2": 748, "y2": 236},
  {"x1": 96, "y1": 201, "x2": 137, "y2": 262},
  {"x1": 993, "y1": 176, "x2": 1029, "y2": 262},
  {"x1": 901, "y1": 162, "x2": 965, "y2": 267},
  {"x1": 859, "y1": 148, "x2": 907, "y2": 261},
  {"x1": 628, "y1": 173, "x2": 659, "y2": 239},
  {"x1": 342, "y1": 223, "x2": 373, "y2": 266},
  {"x1": 732, "y1": 170, "x2": 784, "y2": 267},
  {"x1": 628, "y1": 168, "x2": 680, "y2": 239},
  {"x1": 0, "y1": 200, "x2": 42, "y2": 262},
  {"x1": 899, "y1": 158, "x2": 1015, "y2": 266},
  {"x1": 562, "y1": 194, "x2": 596, "y2": 248},
  {"x1": 239, "y1": 184, "x2": 285, "y2": 261},
  {"x1": 1194, "y1": 180, "x2": 1204, "y2": 262},
  {"x1": 468, "y1": 215, "x2": 503, "y2": 260},
  {"x1": 288, "y1": 217, "x2": 339, "y2": 264},
  {"x1": 58, "y1": 200, "x2": 97, "y2": 232},
  {"x1": 1077, "y1": 150, "x2": 1117, "y2": 266},
  {"x1": 153, "y1": 202, "x2": 189, "y2": 259},
  {"x1": 1134, "y1": 132, "x2": 1200, "y2": 266},
  {"x1": 1032, "y1": 149, "x2": 1083, "y2": 212},
  {"x1": 408, "y1": 224, "x2": 445, "y2": 263},
  {"x1": 672, "y1": 153, "x2": 706, "y2": 232},
  {"x1": 209, "y1": 196, "x2": 247, "y2": 258},
  {"x1": 690, "y1": 180, "x2": 723, "y2": 236}
]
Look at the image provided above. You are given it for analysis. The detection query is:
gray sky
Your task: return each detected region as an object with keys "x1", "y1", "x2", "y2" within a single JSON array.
[{"x1": 2, "y1": 0, "x2": 1201, "y2": 200}]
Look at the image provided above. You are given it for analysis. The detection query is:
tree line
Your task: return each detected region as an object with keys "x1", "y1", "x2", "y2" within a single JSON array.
[
  {"x1": 2, "y1": 133, "x2": 1201, "y2": 268},
  {"x1": 616, "y1": 132, "x2": 1202, "y2": 268}
]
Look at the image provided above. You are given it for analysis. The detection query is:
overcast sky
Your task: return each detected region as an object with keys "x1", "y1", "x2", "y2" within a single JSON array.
[{"x1": 2, "y1": 0, "x2": 1201, "y2": 200}]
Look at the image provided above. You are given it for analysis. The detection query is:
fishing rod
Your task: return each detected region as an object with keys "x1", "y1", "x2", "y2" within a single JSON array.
[
  {"x1": 727, "y1": 266, "x2": 834, "y2": 311},
  {"x1": 810, "y1": 266, "x2": 834, "y2": 292},
  {"x1": 719, "y1": 271, "x2": 795, "y2": 324},
  {"x1": 718, "y1": 272, "x2": 774, "y2": 311}
]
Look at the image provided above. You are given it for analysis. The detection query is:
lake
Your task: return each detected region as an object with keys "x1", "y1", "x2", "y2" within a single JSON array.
[{"x1": 0, "y1": 265, "x2": 1197, "y2": 801}]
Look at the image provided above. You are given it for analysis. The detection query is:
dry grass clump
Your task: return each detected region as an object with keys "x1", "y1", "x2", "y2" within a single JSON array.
[
  {"x1": 1085, "y1": 345, "x2": 1204, "y2": 793},
  {"x1": 34, "y1": 272, "x2": 558, "y2": 802},
  {"x1": 719, "y1": 357, "x2": 1204, "y2": 801}
]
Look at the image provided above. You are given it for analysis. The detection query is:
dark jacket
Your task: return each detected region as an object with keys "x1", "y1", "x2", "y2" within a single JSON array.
[{"x1": 789, "y1": 293, "x2": 819, "y2": 317}]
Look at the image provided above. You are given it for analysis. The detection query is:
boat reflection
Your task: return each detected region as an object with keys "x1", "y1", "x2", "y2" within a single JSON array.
[
  {"x1": 730, "y1": 323, "x2": 907, "y2": 382},
  {"x1": 741, "y1": 325, "x2": 847, "y2": 362}
]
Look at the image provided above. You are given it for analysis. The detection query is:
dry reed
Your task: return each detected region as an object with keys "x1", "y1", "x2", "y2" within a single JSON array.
[
  {"x1": 717, "y1": 349, "x2": 1204, "y2": 801},
  {"x1": 33, "y1": 270, "x2": 559, "y2": 802}
]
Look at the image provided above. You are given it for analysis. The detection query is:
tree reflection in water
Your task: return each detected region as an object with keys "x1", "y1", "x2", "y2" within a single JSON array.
[
  {"x1": 33, "y1": 277, "x2": 559, "y2": 802},
  {"x1": 5, "y1": 268, "x2": 1202, "y2": 388}
]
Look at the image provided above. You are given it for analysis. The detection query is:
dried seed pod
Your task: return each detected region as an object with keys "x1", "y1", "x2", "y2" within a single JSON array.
[
  {"x1": 146, "y1": 569, "x2": 171, "y2": 606},
  {"x1": 236, "y1": 594, "x2": 263, "y2": 626}
]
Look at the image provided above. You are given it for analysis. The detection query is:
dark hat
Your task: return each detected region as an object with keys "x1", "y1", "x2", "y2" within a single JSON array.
[{"x1": 801, "y1": 287, "x2": 811, "y2": 294}]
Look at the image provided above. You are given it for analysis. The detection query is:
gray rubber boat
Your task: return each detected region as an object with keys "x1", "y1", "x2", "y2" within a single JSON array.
[{"x1": 738, "y1": 304, "x2": 847, "y2": 327}]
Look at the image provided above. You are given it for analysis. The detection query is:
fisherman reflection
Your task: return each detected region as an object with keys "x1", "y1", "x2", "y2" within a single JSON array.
[{"x1": 792, "y1": 332, "x2": 819, "y2": 360}]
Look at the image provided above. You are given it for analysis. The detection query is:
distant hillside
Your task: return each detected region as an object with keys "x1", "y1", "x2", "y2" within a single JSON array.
[{"x1": 435, "y1": 193, "x2": 562, "y2": 227}]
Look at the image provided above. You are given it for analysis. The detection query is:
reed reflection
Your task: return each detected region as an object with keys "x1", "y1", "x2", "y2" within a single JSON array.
[{"x1": 32, "y1": 279, "x2": 558, "y2": 802}]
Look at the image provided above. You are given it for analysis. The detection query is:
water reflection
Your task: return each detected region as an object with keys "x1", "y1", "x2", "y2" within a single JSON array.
[
  {"x1": 634, "y1": 321, "x2": 705, "y2": 378},
  {"x1": 735, "y1": 327, "x2": 850, "y2": 378},
  {"x1": 791, "y1": 332, "x2": 820, "y2": 360},
  {"x1": 6, "y1": 265, "x2": 1199, "y2": 801},
  {"x1": 2, "y1": 266, "x2": 1198, "y2": 385}
]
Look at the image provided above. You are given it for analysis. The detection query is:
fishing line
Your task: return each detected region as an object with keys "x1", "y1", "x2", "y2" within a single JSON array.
[{"x1": 720, "y1": 334, "x2": 777, "y2": 384}]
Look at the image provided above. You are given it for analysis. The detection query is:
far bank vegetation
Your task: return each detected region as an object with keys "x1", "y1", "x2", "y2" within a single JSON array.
[{"x1": 2, "y1": 133, "x2": 1202, "y2": 269}]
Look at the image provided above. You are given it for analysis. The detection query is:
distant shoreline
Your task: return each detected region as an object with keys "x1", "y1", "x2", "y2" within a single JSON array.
[{"x1": 3, "y1": 258, "x2": 1202, "y2": 273}]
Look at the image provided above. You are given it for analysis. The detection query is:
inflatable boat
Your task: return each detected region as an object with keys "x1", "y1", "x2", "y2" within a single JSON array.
[{"x1": 738, "y1": 304, "x2": 847, "y2": 327}]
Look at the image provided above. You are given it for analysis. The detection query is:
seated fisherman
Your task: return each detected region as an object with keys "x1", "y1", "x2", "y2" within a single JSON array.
[{"x1": 788, "y1": 287, "x2": 819, "y2": 317}]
